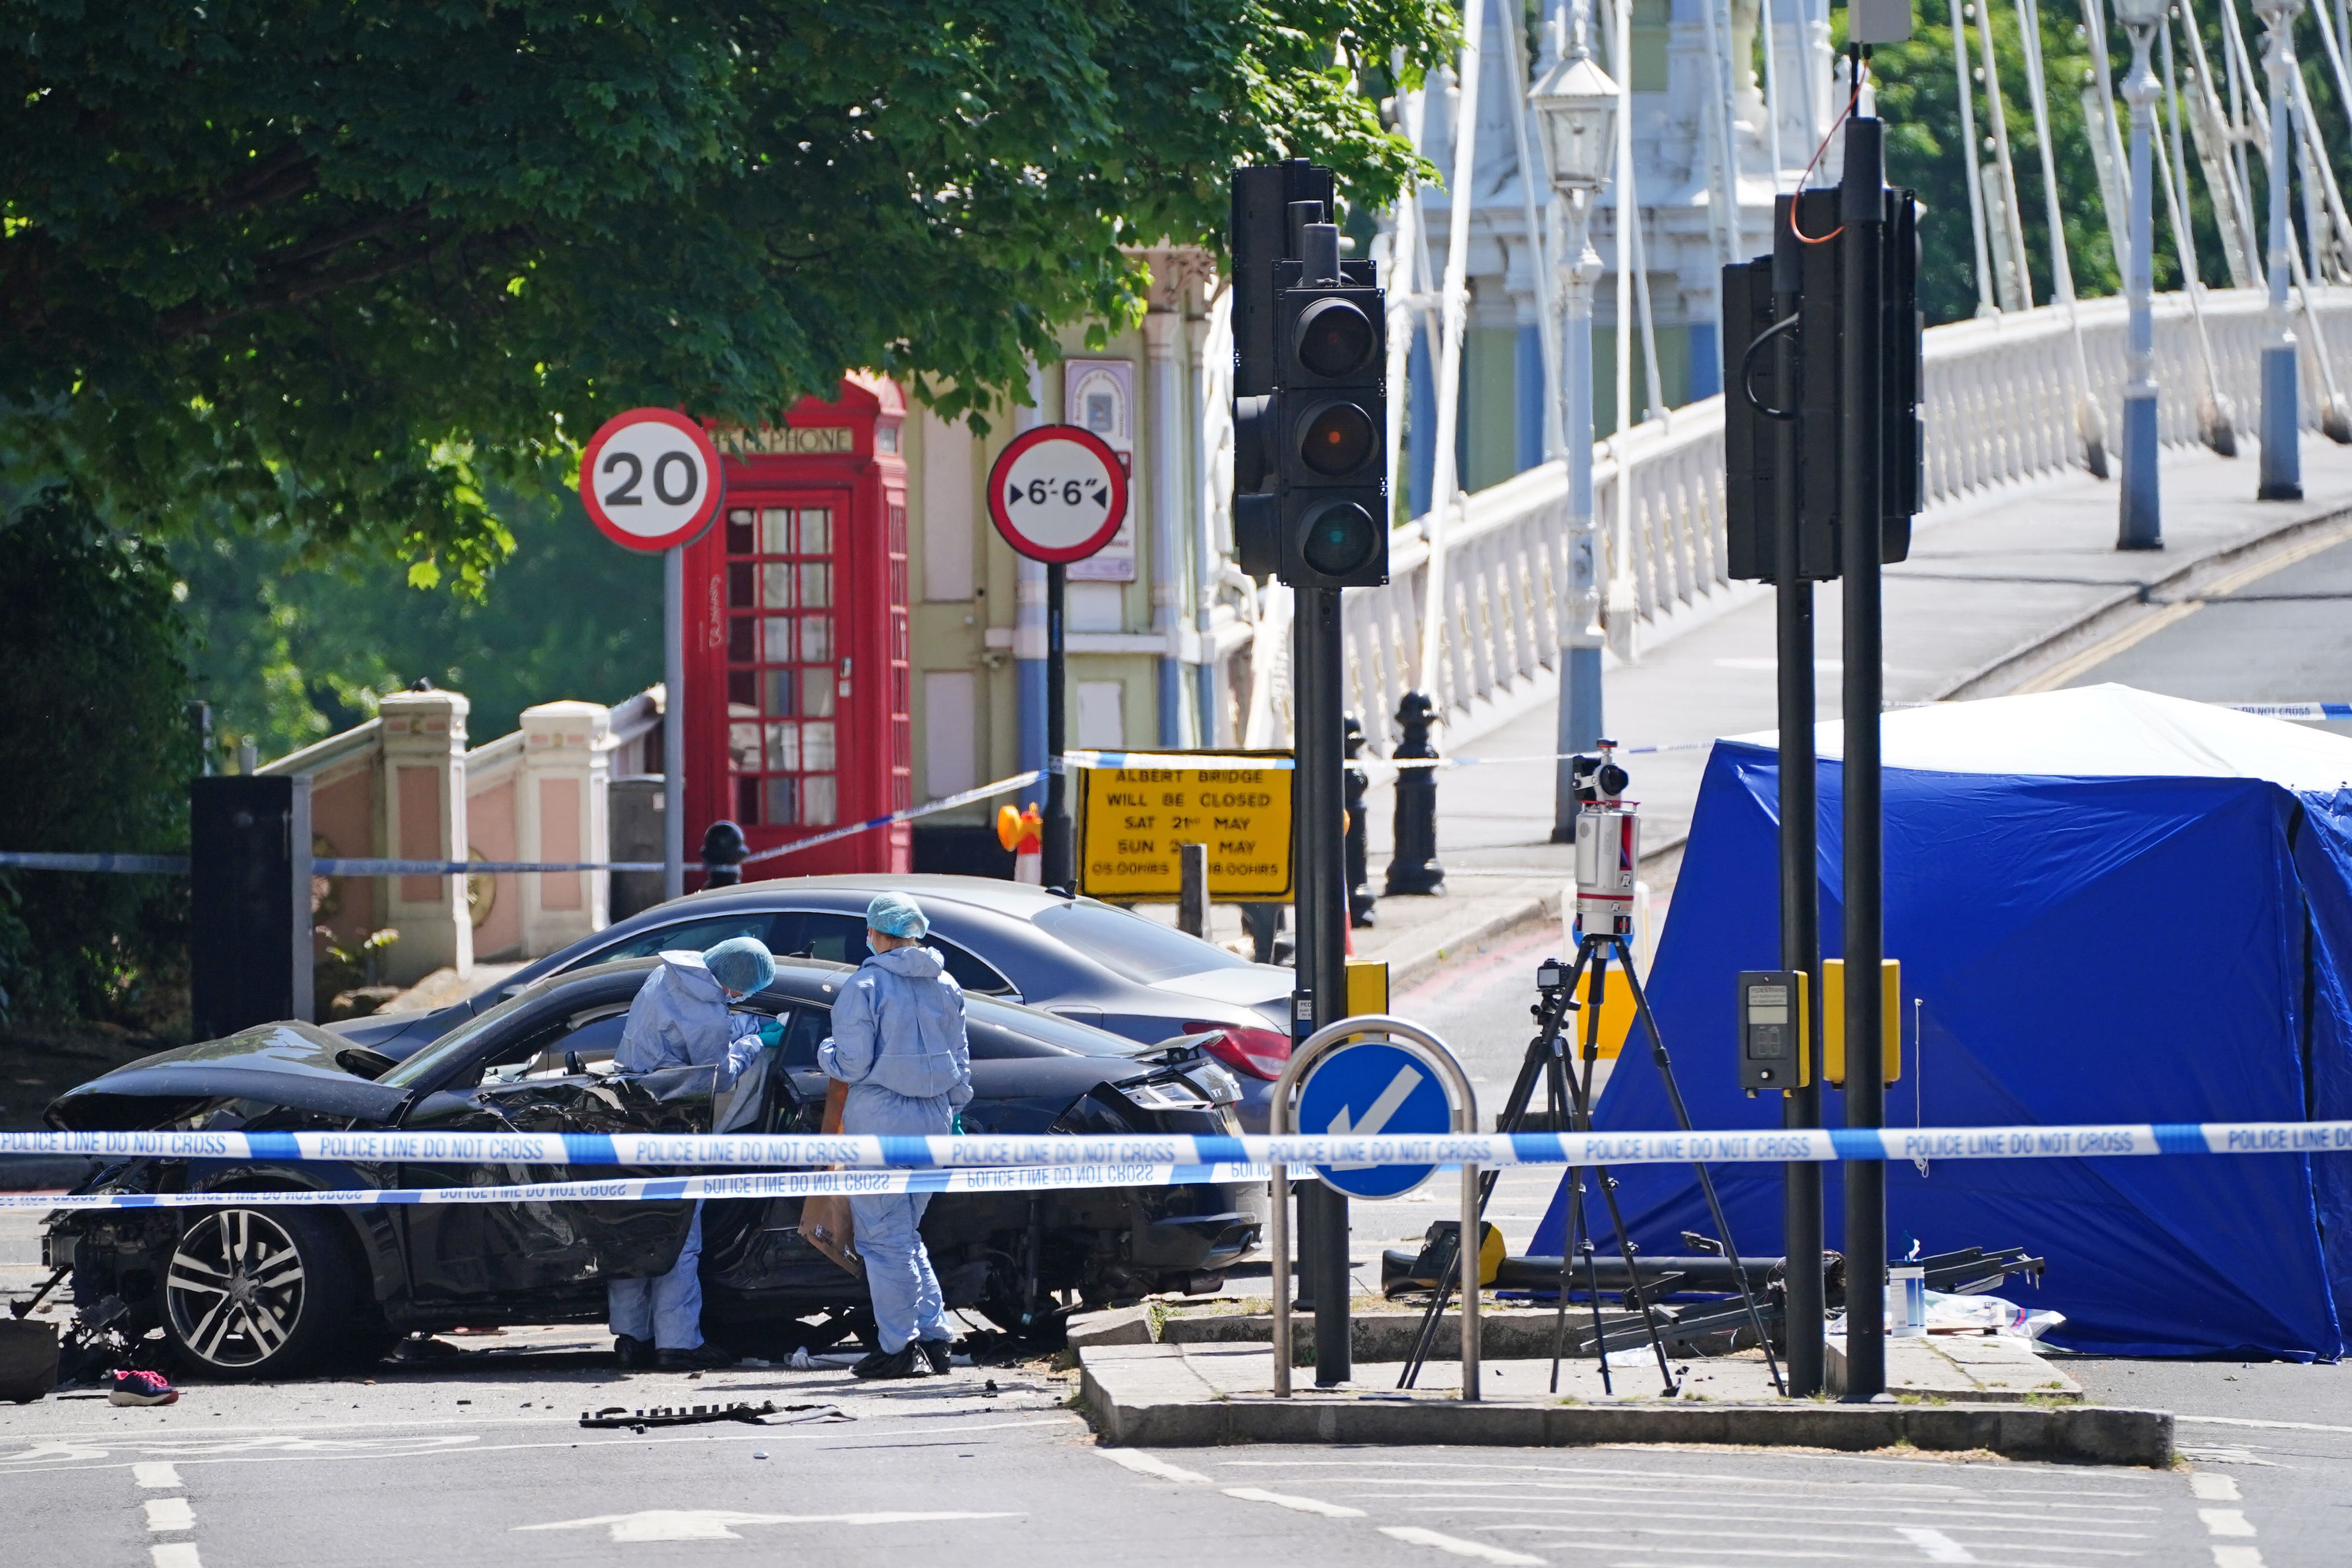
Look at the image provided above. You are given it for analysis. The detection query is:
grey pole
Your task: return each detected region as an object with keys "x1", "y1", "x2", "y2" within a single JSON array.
[
  {"x1": 1552, "y1": 189, "x2": 1608, "y2": 842},
  {"x1": 663, "y1": 543, "x2": 686, "y2": 902},
  {"x1": 2119, "y1": 12, "x2": 2164, "y2": 549},
  {"x1": 2258, "y1": 0, "x2": 2305, "y2": 501}
]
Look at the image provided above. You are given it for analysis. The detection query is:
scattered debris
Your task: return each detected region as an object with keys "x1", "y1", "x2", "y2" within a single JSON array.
[{"x1": 579, "y1": 1401, "x2": 853, "y2": 1433}]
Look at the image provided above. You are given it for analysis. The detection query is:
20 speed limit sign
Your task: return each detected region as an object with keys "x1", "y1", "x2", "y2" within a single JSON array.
[
  {"x1": 580, "y1": 407, "x2": 725, "y2": 553},
  {"x1": 987, "y1": 424, "x2": 1128, "y2": 563}
]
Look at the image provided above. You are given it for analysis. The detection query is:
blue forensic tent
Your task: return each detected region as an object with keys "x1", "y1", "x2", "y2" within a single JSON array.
[{"x1": 1533, "y1": 685, "x2": 2352, "y2": 1359}]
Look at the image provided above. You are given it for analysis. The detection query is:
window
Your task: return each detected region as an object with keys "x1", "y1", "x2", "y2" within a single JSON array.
[
  {"x1": 772, "y1": 910, "x2": 1014, "y2": 994},
  {"x1": 1033, "y1": 899, "x2": 1254, "y2": 984},
  {"x1": 580, "y1": 913, "x2": 783, "y2": 969},
  {"x1": 724, "y1": 504, "x2": 839, "y2": 827}
]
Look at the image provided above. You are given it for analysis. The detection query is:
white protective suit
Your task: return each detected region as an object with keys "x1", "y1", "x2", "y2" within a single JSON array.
[
  {"x1": 819, "y1": 944, "x2": 974, "y2": 1352},
  {"x1": 606, "y1": 952, "x2": 768, "y2": 1351}
]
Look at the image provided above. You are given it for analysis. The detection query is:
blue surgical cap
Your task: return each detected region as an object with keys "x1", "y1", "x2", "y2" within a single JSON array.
[
  {"x1": 866, "y1": 891, "x2": 930, "y2": 940},
  {"x1": 702, "y1": 935, "x2": 776, "y2": 996}
]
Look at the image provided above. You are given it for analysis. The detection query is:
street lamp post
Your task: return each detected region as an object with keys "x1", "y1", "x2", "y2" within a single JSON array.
[
  {"x1": 2116, "y1": 0, "x2": 2165, "y2": 548},
  {"x1": 1531, "y1": 1, "x2": 1622, "y2": 843},
  {"x1": 2258, "y1": 0, "x2": 2304, "y2": 501}
]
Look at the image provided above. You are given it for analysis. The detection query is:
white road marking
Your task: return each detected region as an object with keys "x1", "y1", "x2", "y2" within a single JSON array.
[
  {"x1": 0, "y1": 1415, "x2": 1075, "y2": 1477},
  {"x1": 1460, "y1": 1517, "x2": 2146, "y2": 1555},
  {"x1": 1895, "y1": 1526, "x2": 1979, "y2": 1562},
  {"x1": 2197, "y1": 1509, "x2": 2256, "y2": 1538},
  {"x1": 1213, "y1": 1457, "x2": 2159, "y2": 1497},
  {"x1": 2190, "y1": 1475, "x2": 2242, "y2": 1502},
  {"x1": 2176, "y1": 1413, "x2": 2352, "y2": 1434},
  {"x1": 1097, "y1": 1450, "x2": 1211, "y2": 1484},
  {"x1": 516, "y1": 1508, "x2": 1021, "y2": 1543},
  {"x1": 1347, "y1": 1490, "x2": 2153, "y2": 1529},
  {"x1": 149, "y1": 1546, "x2": 202, "y2": 1568},
  {"x1": 133, "y1": 1462, "x2": 181, "y2": 1489},
  {"x1": 2210, "y1": 1550, "x2": 2266, "y2": 1568},
  {"x1": 143, "y1": 1497, "x2": 194, "y2": 1532},
  {"x1": 2177, "y1": 1448, "x2": 2278, "y2": 1468},
  {"x1": 1222, "y1": 1487, "x2": 1366, "y2": 1519},
  {"x1": 1377, "y1": 1524, "x2": 1546, "y2": 1565}
]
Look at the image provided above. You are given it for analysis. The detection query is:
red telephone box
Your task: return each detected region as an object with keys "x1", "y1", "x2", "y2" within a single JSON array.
[{"x1": 684, "y1": 375, "x2": 911, "y2": 877}]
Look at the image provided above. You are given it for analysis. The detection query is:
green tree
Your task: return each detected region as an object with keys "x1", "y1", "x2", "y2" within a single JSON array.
[
  {"x1": 0, "y1": 490, "x2": 195, "y2": 1026},
  {"x1": 4, "y1": 0, "x2": 1450, "y2": 587},
  {"x1": 175, "y1": 492, "x2": 665, "y2": 760}
]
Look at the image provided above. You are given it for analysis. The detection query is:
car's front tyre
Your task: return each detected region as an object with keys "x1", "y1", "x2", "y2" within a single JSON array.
[{"x1": 161, "y1": 1207, "x2": 360, "y2": 1380}]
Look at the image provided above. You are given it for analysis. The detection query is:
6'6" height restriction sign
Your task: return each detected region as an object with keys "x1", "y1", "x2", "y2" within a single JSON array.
[{"x1": 987, "y1": 424, "x2": 1127, "y2": 563}]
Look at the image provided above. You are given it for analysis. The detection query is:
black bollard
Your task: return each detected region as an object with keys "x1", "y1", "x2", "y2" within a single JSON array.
[
  {"x1": 1384, "y1": 691, "x2": 1446, "y2": 896},
  {"x1": 1343, "y1": 716, "x2": 1377, "y2": 927},
  {"x1": 699, "y1": 820, "x2": 750, "y2": 888}
]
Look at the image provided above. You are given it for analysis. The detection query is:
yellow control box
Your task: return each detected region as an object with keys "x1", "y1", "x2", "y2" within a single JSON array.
[
  {"x1": 1823, "y1": 958, "x2": 1903, "y2": 1085},
  {"x1": 1345, "y1": 958, "x2": 1390, "y2": 1017}
]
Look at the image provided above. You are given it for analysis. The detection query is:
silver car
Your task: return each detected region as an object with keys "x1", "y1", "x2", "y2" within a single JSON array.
[{"x1": 330, "y1": 875, "x2": 1298, "y2": 1129}]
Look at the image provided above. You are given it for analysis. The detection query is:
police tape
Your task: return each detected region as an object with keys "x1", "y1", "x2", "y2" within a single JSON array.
[
  {"x1": 8, "y1": 1120, "x2": 2352, "y2": 1174},
  {"x1": 0, "y1": 1161, "x2": 1270, "y2": 1211}
]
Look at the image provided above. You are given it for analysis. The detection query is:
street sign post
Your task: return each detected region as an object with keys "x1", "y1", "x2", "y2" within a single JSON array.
[
  {"x1": 1268, "y1": 1016, "x2": 1481, "y2": 1402},
  {"x1": 988, "y1": 424, "x2": 1128, "y2": 892},
  {"x1": 582, "y1": 408, "x2": 727, "y2": 900},
  {"x1": 1074, "y1": 753, "x2": 1292, "y2": 900},
  {"x1": 1295, "y1": 1039, "x2": 1455, "y2": 1198}
]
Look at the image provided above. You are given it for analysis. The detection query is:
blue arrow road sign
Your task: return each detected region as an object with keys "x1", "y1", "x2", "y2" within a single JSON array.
[{"x1": 1295, "y1": 1039, "x2": 1456, "y2": 1198}]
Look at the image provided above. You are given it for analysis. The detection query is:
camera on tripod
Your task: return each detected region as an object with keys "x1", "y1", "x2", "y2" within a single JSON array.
[{"x1": 1570, "y1": 741, "x2": 1638, "y2": 940}]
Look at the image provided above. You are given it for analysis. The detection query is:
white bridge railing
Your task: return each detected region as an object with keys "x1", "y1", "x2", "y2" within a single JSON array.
[{"x1": 1260, "y1": 287, "x2": 2352, "y2": 758}]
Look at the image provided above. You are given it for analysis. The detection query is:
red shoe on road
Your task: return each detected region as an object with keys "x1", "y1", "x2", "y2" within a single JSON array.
[{"x1": 107, "y1": 1369, "x2": 178, "y2": 1406}]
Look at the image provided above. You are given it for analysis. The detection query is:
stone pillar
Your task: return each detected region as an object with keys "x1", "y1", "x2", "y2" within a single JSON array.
[
  {"x1": 519, "y1": 700, "x2": 612, "y2": 956},
  {"x1": 378, "y1": 687, "x2": 473, "y2": 984}
]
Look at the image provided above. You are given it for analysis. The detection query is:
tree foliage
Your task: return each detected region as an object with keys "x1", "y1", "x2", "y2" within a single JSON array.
[
  {"x1": 0, "y1": 489, "x2": 194, "y2": 1027},
  {"x1": 4, "y1": 0, "x2": 1450, "y2": 588},
  {"x1": 176, "y1": 491, "x2": 664, "y2": 761},
  {"x1": 1867, "y1": 2, "x2": 2352, "y2": 328}
]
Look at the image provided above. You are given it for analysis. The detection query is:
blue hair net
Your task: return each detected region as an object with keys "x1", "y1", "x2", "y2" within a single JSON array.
[
  {"x1": 865, "y1": 891, "x2": 930, "y2": 940},
  {"x1": 702, "y1": 935, "x2": 776, "y2": 996}
]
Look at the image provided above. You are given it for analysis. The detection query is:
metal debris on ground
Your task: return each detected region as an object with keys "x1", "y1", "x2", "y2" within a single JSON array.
[{"x1": 579, "y1": 1401, "x2": 852, "y2": 1432}]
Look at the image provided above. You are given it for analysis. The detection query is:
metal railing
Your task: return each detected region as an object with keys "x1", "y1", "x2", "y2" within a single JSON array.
[{"x1": 1227, "y1": 287, "x2": 2352, "y2": 757}]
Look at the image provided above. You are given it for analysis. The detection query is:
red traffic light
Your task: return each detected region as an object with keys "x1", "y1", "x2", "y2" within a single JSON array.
[{"x1": 1293, "y1": 298, "x2": 1376, "y2": 379}]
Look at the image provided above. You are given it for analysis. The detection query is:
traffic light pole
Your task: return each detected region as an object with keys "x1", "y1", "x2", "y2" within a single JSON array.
[
  {"x1": 1838, "y1": 105, "x2": 1889, "y2": 1403},
  {"x1": 1770, "y1": 196, "x2": 1827, "y2": 1400},
  {"x1": 1294, "y1": 582, "x2": 1353, "y2": 1385},
  {"x1": 1043, "y1": 561, "x2": 1073, "y2": 892}
]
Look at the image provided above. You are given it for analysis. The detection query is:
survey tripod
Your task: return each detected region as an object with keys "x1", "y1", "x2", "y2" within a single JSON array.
[{"x1": 1396, "y1": 746, "x2": 1786, "y2": 1398}]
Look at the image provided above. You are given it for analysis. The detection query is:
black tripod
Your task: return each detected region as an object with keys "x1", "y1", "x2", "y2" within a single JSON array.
[
  {"x1": 1396, "y1": 949, "x2": 1680, "y2": 1397},
  {"x1": 1560, "y1": 930, "x2": 1786, "y2": 1396},
  {"x1": 1396, "y1": 934, "x2": 1787, "y2": 1398}
]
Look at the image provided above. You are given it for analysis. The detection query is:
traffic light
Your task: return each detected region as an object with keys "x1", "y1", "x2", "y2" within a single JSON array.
[
  {"x1": 1228, "y1": 163, "x2": 1389, "y2": 590},
  {"x1": 1723, "y1": 186, "x2": 1921, "y2": 583}
]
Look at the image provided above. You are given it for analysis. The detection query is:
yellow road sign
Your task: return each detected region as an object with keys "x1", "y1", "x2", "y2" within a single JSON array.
[{"x1": 1076, "y1": 753, "x2": 1292, "y2": 899}]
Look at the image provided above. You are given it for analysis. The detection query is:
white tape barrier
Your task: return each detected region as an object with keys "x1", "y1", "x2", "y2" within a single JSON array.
[
  {"x1": 0, "y1": 1161, "x2": 1269, "y2": 1212},
  {"x1": 4, "y1": 1120, "x2": 2348, "y2": 1175}
]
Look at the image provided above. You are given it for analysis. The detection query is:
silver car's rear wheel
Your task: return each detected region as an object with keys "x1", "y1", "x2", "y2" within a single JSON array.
[{"x1": 163, "y1": 1208, "x2": 349, "y2": 1378}]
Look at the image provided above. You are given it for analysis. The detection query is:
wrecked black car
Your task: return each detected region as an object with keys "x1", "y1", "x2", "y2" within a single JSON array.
[{"x1": 41, "y1": 957, "x2": 1262, "y2": 1379}]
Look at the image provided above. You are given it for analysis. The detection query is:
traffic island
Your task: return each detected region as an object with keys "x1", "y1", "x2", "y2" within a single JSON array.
[{"x1": 1075, "y1": 1344, "x2": 2172, "y2": 1467}]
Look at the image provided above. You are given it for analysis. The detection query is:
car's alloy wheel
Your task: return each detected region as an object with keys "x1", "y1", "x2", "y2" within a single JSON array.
[{"x1": 164, "y1": 1208, "x2": 337, "y2": 1375}]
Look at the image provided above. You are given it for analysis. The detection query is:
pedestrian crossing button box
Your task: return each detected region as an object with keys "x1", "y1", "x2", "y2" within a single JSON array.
[{"x1": 1737, "y1": 969, "x2": 1809, "y2": 1095}]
